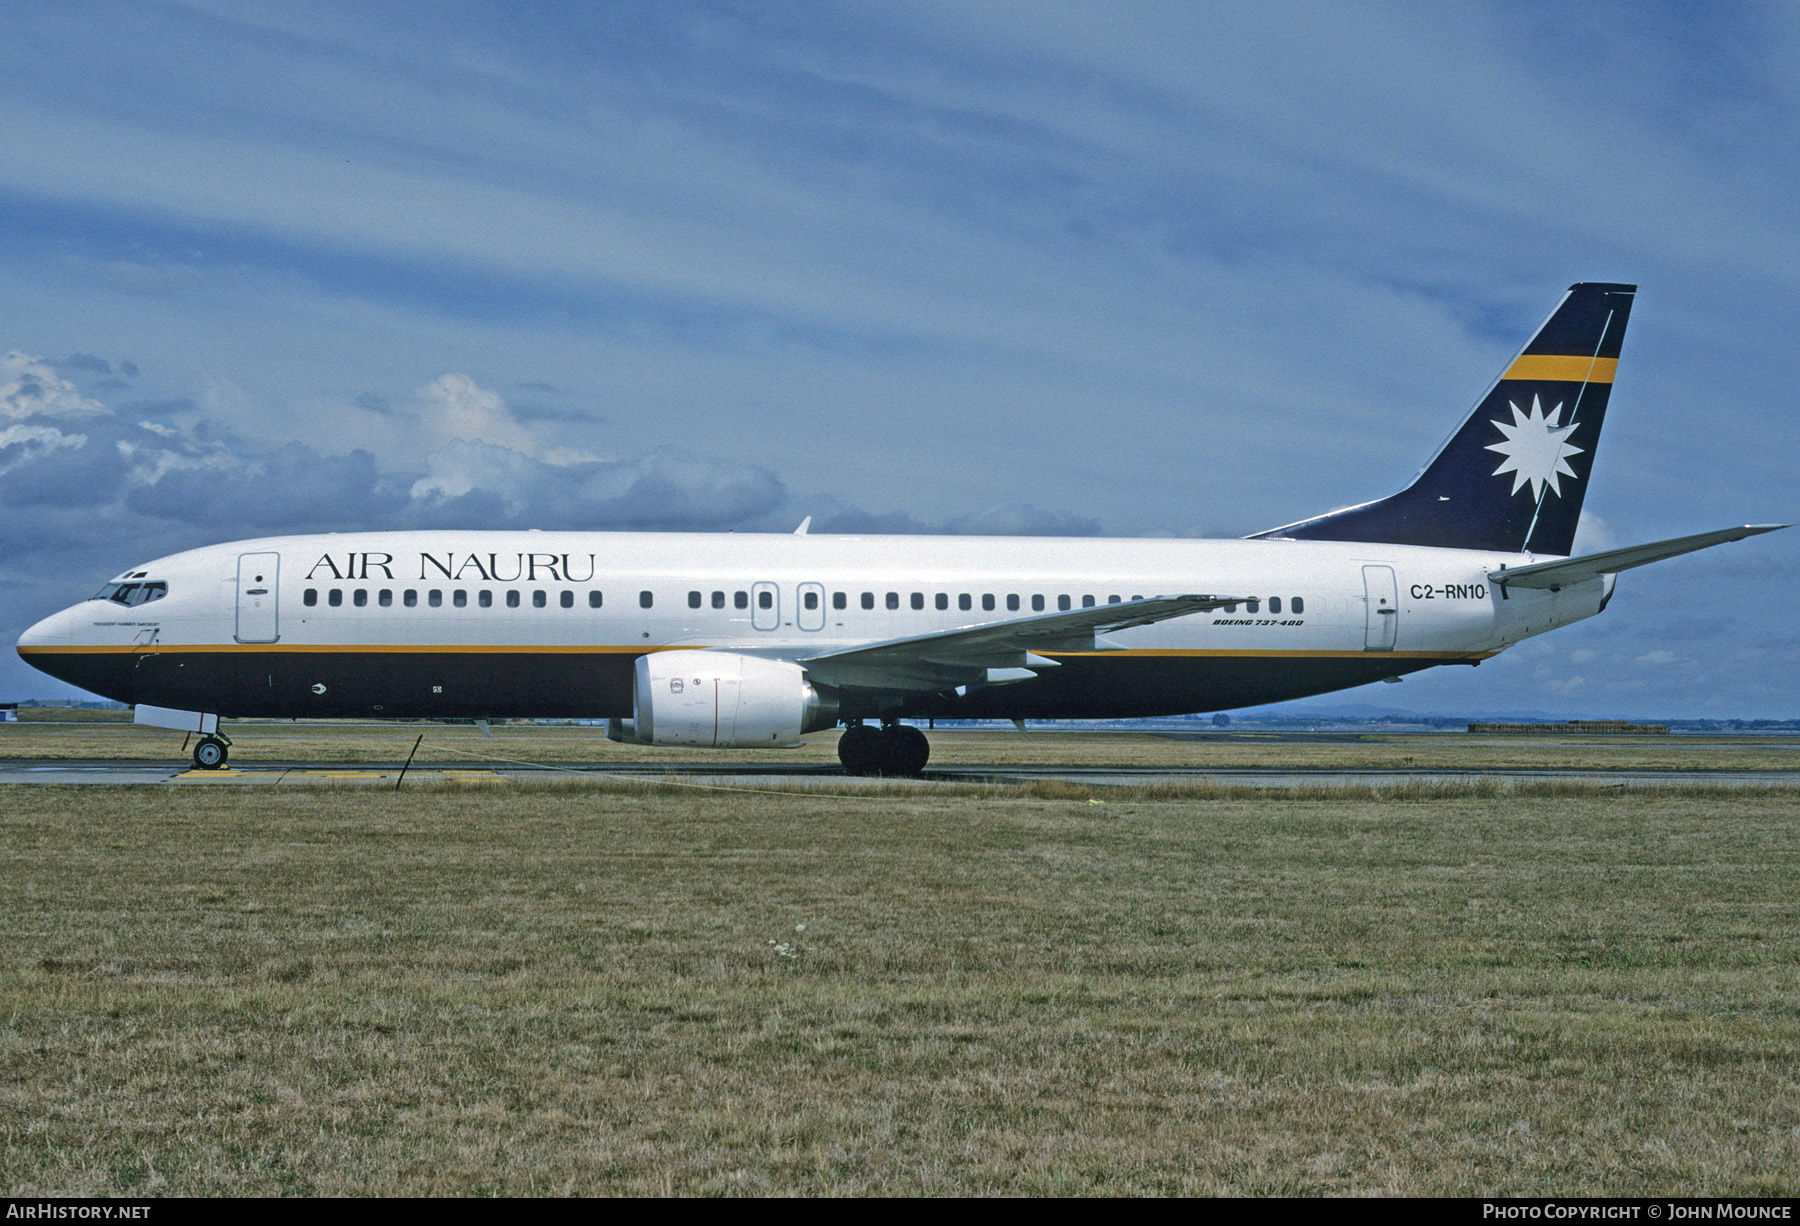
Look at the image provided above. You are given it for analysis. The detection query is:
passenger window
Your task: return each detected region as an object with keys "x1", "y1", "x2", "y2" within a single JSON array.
[
  {"x1": 1269, "y1": 597, "x2": 1281, "y2": 614},
  {"x1": 1292, "y1": 597, "x2": 1304, "y2": 614},
  {"x1": 353, "y1": 589, "x2": 368, "y2": 607},
  {"x1": 935, "y1": 593, "x2": 948, "y2": 611},
  {"x1": 328, "y1": 589, "x2": 343, "y2": 607},
  {"x1": 589, "y1": 591, "x2": 602, "y2": 608},
  {"x1": 1082, "y1": 595, "x2": 1095, "y2": 608},
  {"x1": 983, "y1": 594, "x2": 995, "y2": 611},
  {"x1": 533, "y1": 590, "x2": 547, "y2": 608},
  {"x1": 886, "y1": 592, "x2": 899, "y2": 610},
  {"x1": 1057, "y1": 595, "x2": 1071, "y2": 611},
  {"x1": 1032, "y1": 595, "x2": 1045, "y2": 612},
  {"x1": 640, "y1": 591, "x2": 653, "y2": 609},
  {"x1": 911, "y1": 593, "x2": 924, "y2": 610},
  {"x1": 804, "y1": 591, "x2": 819, "y2": 610},
  {"x1": 959, "y1": 594, "x2": 972, "y2": 611},
  {"x1": 735, "y1": 591, "x2": 749, "y2": 609},
  {"x1": 713, "y1": 591, "x2": 726, "y2": 609},
  {"x1": 1108, "y1": 595, "x2": 1121, "y2": 604},
  {"x1": 1132, "y1": 595, "x2": 1144, "y2": 601},
  {"x1": 303, "y1": 589, "x2": 317, "y2": 607},
  {"x1": 506, "y1": 591, "x2": 520, "y2": 608},
  {"x1": 379, "y1": 590, "x2": 393, "y2": 607},
  {"x1": 479, "y1": 591, "x2": 492, "y2": 608},
  {"x1": 833, "y1": 592, "x2": 846, "y2": 610},
  {"x1": 688, "y1": 591, "x2": 702, "y2": 609},
  {"x1": 1006, "y1": 594, "x2": 1019, "y2": 611},
  {"x1": 560, "y1": 591, "x2": 573, "y2": 608},
  {"x1": 428, "y1": 590, "x2": 443, "y2": 608},
  {"x1": 758, "y1": 590, "x2": 773, "y2": 609},
  {"x1": 404, "y1": 590, "x2": 418, "y2": 608},
  {"x1": 861, "y1": 592, "x2": 874, "y2": 610},
  {"x1": 453, "y1": 590, "x2": 467, "y2": 608},
  {"x1": 1246, "y1": 599, "x2": 1259, "y2": 614}
]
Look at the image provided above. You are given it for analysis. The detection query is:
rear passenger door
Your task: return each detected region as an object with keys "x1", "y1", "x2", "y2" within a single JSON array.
[{"x1": 1362, "y1": 565, "x2": 1397, "y2": 652}]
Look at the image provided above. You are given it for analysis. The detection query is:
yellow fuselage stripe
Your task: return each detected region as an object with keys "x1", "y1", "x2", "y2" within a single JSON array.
[
  {"x1": 1502, "y1": 354, "x2": 1616, "y2": 384},
  {"x1": 20, "y1": 644, "x2": 1492, "y2": 661},
  {"x1": 18, "y1": 643, "x2": 662, "y2": 655}
]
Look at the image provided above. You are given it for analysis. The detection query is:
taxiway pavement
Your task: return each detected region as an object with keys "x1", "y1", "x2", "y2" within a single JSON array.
[{"x1": 3, "y1": 760, "x2": 1798, "y2": 789}]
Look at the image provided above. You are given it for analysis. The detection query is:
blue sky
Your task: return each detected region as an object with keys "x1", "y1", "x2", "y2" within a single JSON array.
[{"x1": 1, "y1": 0, "x2": 1795, "y2": 715}]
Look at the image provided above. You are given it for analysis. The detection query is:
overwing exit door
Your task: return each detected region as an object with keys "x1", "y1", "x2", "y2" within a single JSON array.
[
  {"x1": 236, "y1": 552, "x2": 281, "y2": 643},
  {"x1": 797, "y1": 582, "x2": 825, "y2": 631},
  {"x1": 1362, "y1": 565, "x2": 1397, "y2": 652},
  {"x1": 751, "y1": 581, "x2": 780, "y2": 631}
]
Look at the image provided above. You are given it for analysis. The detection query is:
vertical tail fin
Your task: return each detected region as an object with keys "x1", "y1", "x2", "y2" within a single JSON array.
[{"x1": 1257, "y1": 282, "x2": 1636, "y2": 556}]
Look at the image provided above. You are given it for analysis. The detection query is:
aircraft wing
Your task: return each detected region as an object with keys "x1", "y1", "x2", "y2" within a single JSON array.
[
  {"x1": 1489, "y1": 524, "x2": 1787, "y2": 592},
  {"x1": 797, "y1": 594, "x2": 1249, "y2": 692}
]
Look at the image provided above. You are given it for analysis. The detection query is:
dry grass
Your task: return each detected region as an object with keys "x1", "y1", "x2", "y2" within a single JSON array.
[
  {"x1": 1, "y1": 784, "x2": 1797, "y2": 1195},
  {"x1": 2, "y1": 721, "x2": 1796, "y2": 772},
  {"x1": 13, "y1": 705, "x2": 131, "y2": 722}
]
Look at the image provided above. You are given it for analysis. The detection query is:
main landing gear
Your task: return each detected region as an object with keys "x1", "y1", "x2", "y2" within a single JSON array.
[
  {"x1": 836, "y1": 721, "x2": 930, "y2": 777},
  {"x1": 192, "y1": 734, "x2": 231, "y2": 771}
]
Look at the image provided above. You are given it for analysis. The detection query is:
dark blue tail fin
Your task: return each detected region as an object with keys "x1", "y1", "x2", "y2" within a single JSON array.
[{"x1": 1256, "y1": 282, "x2": 1635, "y2": 556}]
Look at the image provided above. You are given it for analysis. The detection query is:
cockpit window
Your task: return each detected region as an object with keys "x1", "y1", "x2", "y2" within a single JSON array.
[{"x1": 94, "y1": 581, "x2": 167, "y2": 606}]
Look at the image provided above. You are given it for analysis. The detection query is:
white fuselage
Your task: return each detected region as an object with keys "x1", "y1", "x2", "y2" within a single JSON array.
[{"x1": 17, "y1": 530, "x2": 1607, "y2": 722}]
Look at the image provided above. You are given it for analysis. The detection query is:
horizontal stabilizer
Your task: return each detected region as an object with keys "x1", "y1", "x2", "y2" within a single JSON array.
[
  {"x1": 799, "y1": 594, "x2": 1248, "y2": 692},
  {"x1": 1489, "y1": 524, "x2": 1787, "y2": 591}
]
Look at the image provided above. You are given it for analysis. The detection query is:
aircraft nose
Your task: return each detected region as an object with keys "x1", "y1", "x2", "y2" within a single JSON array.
[
  {"x1": 17, "y1": 605, "x2": 80, "y2": 653},
  {"x1": 17, "y1": 602, "x2": 137, "y2": 701}
]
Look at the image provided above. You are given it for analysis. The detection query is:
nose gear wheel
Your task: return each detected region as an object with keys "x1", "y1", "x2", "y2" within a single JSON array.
[{"x1": 192, "y1": 734, "x2": 230, "y2": 770}]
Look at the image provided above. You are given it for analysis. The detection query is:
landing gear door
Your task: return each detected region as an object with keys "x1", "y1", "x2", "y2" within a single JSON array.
[
  {"x1": 797, "y1": 582, "x2": 825, "y2": 631},
  {"x1": 751, "y1": 581, "x2": 780, "y2": 631},
  {"x1": 236, "y1": 551, "x2": 281, "y2": 644},
  {"x1": 1362, "y1": 565, "x2": 1397, "y2": 652}
]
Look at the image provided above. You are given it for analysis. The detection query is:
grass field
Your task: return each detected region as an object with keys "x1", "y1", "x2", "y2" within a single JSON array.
[{"x1": 2, "y1": 778, "x2": 1797, "y2": 1195}]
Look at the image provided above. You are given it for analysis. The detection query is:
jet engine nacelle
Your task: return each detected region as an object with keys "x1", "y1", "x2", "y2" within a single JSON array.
[{"x1": 624, "y1": 650, "x2": 837, "y2": 748}]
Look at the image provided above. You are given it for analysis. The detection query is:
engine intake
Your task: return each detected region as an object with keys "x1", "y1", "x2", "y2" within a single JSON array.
[{"x1": 617, "y1": 650, "x2": 836, "y2": 748}]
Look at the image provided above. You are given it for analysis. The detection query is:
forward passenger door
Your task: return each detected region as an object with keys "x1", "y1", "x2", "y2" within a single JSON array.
[{"x1": 235, "y1": 552, "x2": 281, "y2": 644}]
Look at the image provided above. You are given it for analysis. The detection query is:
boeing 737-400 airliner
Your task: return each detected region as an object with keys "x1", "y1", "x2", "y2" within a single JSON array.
[{"x1": 16, "y1": 283, "x2": 1785, "y2": 774}]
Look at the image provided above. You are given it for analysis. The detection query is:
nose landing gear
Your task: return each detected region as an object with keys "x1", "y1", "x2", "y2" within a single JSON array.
[
  {"x1": 836, "y1": 721, "x2": 930, "y2": 777},
  {"x1": 192, "y1": 734, "x2": 231, "y2": 770}
]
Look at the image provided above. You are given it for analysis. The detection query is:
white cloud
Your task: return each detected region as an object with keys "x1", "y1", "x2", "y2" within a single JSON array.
[
  {"x1": 409, "y1": 438, "x2": 535, "y2": 508},
  {"x1": 414, "y1": 373, "x2": 538, "y2": 455},
  {"x1": 1, "y1": 352, "x2": 101, "y2": 420},
  {"x1": 1573, "y1": 510, "x2": 1617, "y2": 555}
]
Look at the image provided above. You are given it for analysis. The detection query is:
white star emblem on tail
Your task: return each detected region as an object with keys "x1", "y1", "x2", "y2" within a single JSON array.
[{"x1": 1485, "y1": 395, "x2": 1583, "y2": 500}]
